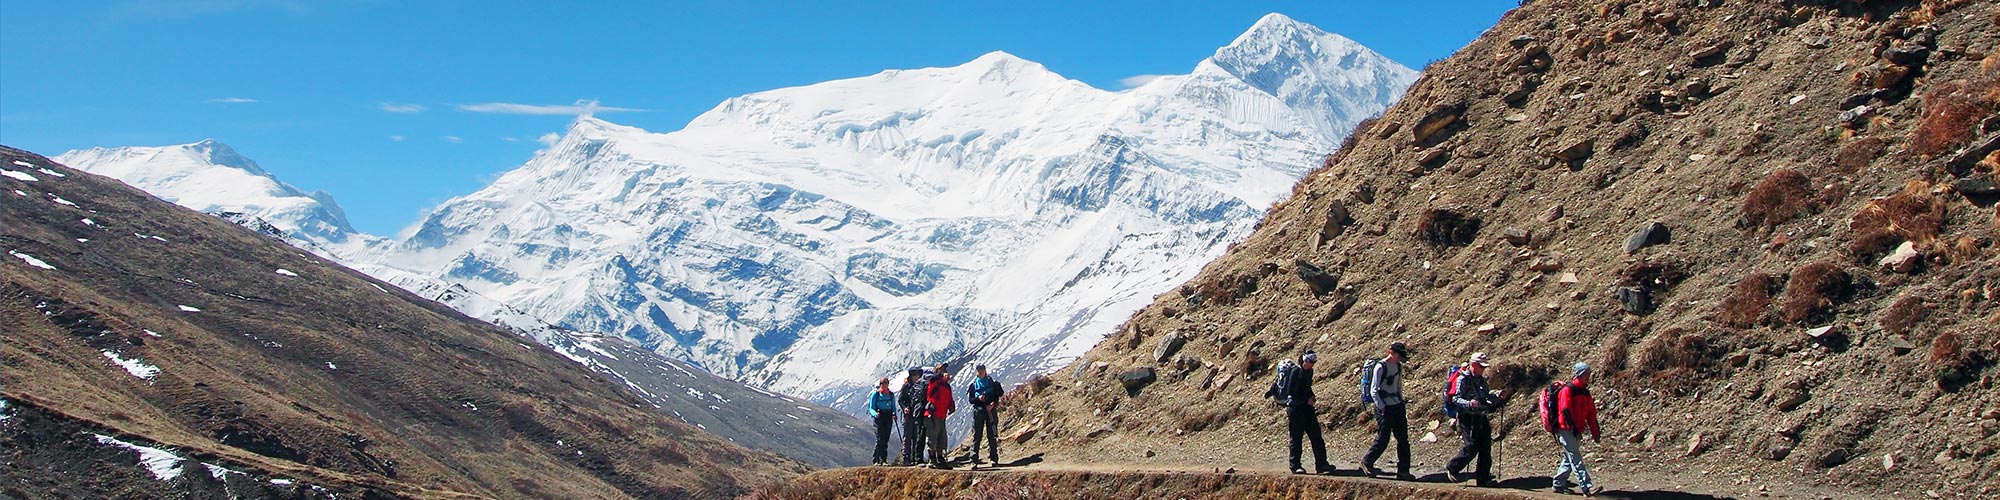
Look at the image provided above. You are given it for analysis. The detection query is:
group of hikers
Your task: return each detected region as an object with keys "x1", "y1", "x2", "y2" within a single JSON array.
[
  {"x1": 1267, "y1": 342, "x2": 1602, "y2": 495},
  {"x1": 866, "y1": 362, "x2": 1004, "y2": 468},
  {"x1": 862, "y1": 342, "x2": 1602, "y2": 496}
]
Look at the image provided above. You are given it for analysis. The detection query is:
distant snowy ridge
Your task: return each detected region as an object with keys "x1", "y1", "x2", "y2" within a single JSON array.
[{"x1": 58, "y1": 13, "x2": 1417, "y2": 421}]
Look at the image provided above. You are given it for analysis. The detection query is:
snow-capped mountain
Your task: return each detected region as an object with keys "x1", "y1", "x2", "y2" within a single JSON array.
[
  {"x1": 377, "y1": 13, "x2": 1415, "y2": 410},
  {"x1": 54, "y1": 140, "x2": 380, "y2": 257},
  {"x1": 58, "y1": 13, "x2": 1417, "y2": 421}
]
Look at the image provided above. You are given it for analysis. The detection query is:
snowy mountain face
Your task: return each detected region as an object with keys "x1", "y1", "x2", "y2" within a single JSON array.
[
  {"x1": 376, "y1": 13, "x2": 1416, "y2": 412},
  {"x1": 59, "y1": 13, "x2": 1417, "y2": 421},
  {"x1": 56, "y1": 141, "x2": 386, "y2": 259}
]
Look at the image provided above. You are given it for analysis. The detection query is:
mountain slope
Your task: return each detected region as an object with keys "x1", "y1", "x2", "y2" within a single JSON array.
[
  {"x1": 366, "y1": 13, "x2": 1418, "y2": 415},
  {"x1": 995, "y1": 0, "x2": 2000, "y2": 497},
  {"x1": 0, "y1": 145, "x2": 808, "y2": 499}
]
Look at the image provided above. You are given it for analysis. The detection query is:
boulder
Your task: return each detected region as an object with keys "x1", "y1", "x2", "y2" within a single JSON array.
[
  {"x1": 1624, "y1": 222, "x2": 1672, "y2": 254},
  {"x1": 1318, "y1": 201, "x2": 1353, "y2": 243},
  {"x1": 1295, "y1": 259, "x2": 1341, "y2": 295},
  {"x1": 1529, "y1": 254, "x2": 1564, "y2": 272},
  {"x1": 1411, "y1": 104, "x2": 1466, "y2": 145},
  {"x1": 1502, "y1": 228, "x2": 1532, "y2": 247},
  {"x1": 1153, "y1": 332, "x2": 1187, "y2": 363},
  {"x1": 1690, "y1": 40, "x2": 1734, "y2": 60},
  {"x1": 1878, "y1": 241, "x2": 1919, "y2": 273},
  {"x1": 1617, "y1": 286, "x2": 1653, "y2": 315},
  {"x1": 1685, "y1": 432, "x2": 1708, "y2": 457},
  {"x1": 1552, "y1": 138, "x2": 1595, "y2": 162},
  {"x1": 1119, "y1": 367, "x2": 1157, "y2": 394}
]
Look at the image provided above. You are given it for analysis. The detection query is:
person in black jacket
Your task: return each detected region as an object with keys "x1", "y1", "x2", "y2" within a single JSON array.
[
  {"x1": 895, "y1": 367, "x2": 925, "y2": 465},
  {"x1": 1446, "y1": 352, "x2": 1507, "y2": 487},
  {"x1": 1285, "y1": 350, "x2": 1336, "y2": 475}
]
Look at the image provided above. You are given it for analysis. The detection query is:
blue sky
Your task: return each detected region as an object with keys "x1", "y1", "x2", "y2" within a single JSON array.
[{"x1": 0, "y1": 0, "x2": 1513, "y2": 235}]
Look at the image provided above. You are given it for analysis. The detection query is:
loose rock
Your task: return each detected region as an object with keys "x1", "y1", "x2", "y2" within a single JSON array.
[
  {"x1": 1119, "y1": 367, "x2": 1158, "y2": 394},
  {"x1": 1879, "y1": 241, "x2": 1919, "y2": 273},
  {"x1": 1154, "y1": 332, "x2": 1187, "y2": 363},
  {"x1": 1624, "y1": 222, "x2": 1672, "y2": 253}
]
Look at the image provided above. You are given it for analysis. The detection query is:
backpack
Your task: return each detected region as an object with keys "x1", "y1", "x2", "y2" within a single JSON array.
[
  {"x1": 1537, "y1": 381, "x2": 1569, "y2": 434},
  {"x1": 1358, "y1": 358, "x2": 1381, "y2": 404},
  {"x1": 909, "y1": 375, "x2": 932, "y2": 415},
  {"x1": 1265, "y1": 359, "x2": 1299, "y2": 407},
  {"x1": 1441, "y1": 364, "x2": 1465, "y2": 419}
]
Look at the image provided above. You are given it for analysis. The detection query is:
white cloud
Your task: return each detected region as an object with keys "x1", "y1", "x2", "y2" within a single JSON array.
[
  {"x1": 205, "y1": 97, "x2": 261, "y2": 104},
  {"x1": 1117, "y1": 74, "x2": 1170, "y2": 89},
  {"x1": 378, "y1": 102, "x2": 426, "y2": 113},
  {"x1": 388, "y1": 135, "x2": 405, "y2": 142},
  {"x1": 442, "y1": 136, "x2": 462, "y2": 143},
  {"x1": 457, "y1": 99, "x2": 645, "y2": 115},
  {"x1": 502, "y1": 137, "x2": 519, "y2": 142},
  {"x1": 537, "y1": 133, "x2": 561, "y2": 145}
]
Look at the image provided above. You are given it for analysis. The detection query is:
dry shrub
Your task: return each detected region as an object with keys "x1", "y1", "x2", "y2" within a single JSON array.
[
  {"x1": 1880, "y1": 294, "x2": 1930, "y2": 337},
  {"x1": 1719, "y1": 272, "x2": 1777, "y2": 328},
  {"x1": 1598, "y1": 333, "x2": 1629, "y2": 378},
  {"x1": 1192, "y1": 273, "x2": 1257, "y2": 306},
  {"x1": 1847, "y1": 180, "x2": 1948, "y2": 258},
  {"x1": 1175, "y1": 406, "x2": 1233, "y2": 433},
  {"x1": 1835, "y1": 136, "x2": 1886, "y2": 174},
  {"x1": 1780, "y1": 261, "x2": 1855, "y2": 324},
  {"x1": 1620, "y1": 259, "x2": 1688, "y2": 292},
  {"x1": 1743, "y1": 169, "x2": 1818, "y2": 230},
  {"x1": 1929, "y1": 330, "x2": 1992, "y2": 389},
  {"x1": 1910, "y1": 77, "x2": 1999, "y2": 157},
  {"x1": 1485, "y1": 363, "x2": 1554, "y2": 392},
  {"x1": 1239, "y1": 348, "x2": 1269, "y2": 378},
  {"x1": 1631, "y1": 329, "x2": 1724, "y2": 391},
  {"x1": 1325, "y1": 117, "x2": 1380, "y2": 169},
  {"x1": 1415, "y1": 209, "x2": 1481, "y2": 247}
]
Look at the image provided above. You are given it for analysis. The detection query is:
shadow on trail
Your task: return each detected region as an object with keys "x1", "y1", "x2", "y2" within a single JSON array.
[
  {"x1": 1595, "y1": 490, "x2": 1733, "y2": 500},
  {"x1": 998, "y1": 453, "x2": 1044, "y2": 467}
]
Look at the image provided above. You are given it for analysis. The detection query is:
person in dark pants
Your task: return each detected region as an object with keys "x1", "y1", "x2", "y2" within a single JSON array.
[
  {"x1": 966, "y1": 364, "x2": 1004, "y2": 465},
  {"x1": 1362, "y1": 342, "x2": 1415, "y2": 480},
  {"x1": 1446, "y1": 352, "x2": 1506, "y2": 487},
  {"x1": 1285, "y1": 350, "x2": 1335, "y2": 475},
  {"x1": 867, "y1": 377, "x2": 898, "y2": 465},
  {"x1": 923, "y1": 362, "x2": 956, "y2": 468},
  {"x1": 896, "y1": 367, "x2": 925, "y2": 465}
]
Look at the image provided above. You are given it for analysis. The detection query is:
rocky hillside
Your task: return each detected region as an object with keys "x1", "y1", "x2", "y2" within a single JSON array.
[
  {"x1": 0, "y1": 145, "x2": 807, "y2": 499},
  {"x1": 995, "y1": 0, "x2": 2000, "y2": 497}
]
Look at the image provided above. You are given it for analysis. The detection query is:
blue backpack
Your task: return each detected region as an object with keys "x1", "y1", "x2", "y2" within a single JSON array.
[
  {"x1": 1358, "y1": 359, "x2": 1381, "y2": 404},
  {"x1": 1441, "y1": 364, "x2": 1465, "y2": 419}
]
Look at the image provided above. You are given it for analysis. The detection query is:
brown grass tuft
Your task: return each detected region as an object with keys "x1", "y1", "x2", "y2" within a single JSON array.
[
  {"x1": 1910, "y1": 77, "x2": 2000, "y2": 157},
  {"x1": 1414, "y1": 209, "x2": 1481, "y2": 247},
  {"x1": 1598, "y1": 333, "x2": 1629, "y2": 378},
  {"x1": 1779, "y1": 262, "x2": 1854, "y2": 324},
  {"x1": 1927, "y1": 330, "x2": 1991, "y2": 389},
  {"x1": 1847, "y1": 180, "x2": 1948, "y2": 258},
  {"x1": 1835, "y1": 136, "x2": 1885, "y2": 174},
  {"x1": 1742, "y1": 169, "x2": 1817, "y2": 230},
  {"x1": 1620, "y1": 259, "x2": 1688, "y2": 292},
  {"x1": 1719, "y1": 272, "x2": 1776, "y2": 328},
  {"x1": 1880, "y1": 294, "x2": 1930, "y2": 337},
  {"x1": 1175, "y1": 406, "x2": 1234, "y2": 433},
  {"x1": 1631, "y1": 329, "x2": 1724, "y2": 392}
]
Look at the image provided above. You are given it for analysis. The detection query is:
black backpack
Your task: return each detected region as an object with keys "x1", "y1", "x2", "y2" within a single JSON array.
[
  {"x1": 1265, "y1": 360, "x2": 1298, "y2": 407},
  {"x1": 909, "y1": 375, "x2": 932, "y2": 415}
]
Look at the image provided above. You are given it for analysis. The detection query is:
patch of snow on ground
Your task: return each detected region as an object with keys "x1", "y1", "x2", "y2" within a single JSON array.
[
  {"x1": 203, "y1": 462, "x2": 242, "y2": 480},
  {"x1": 177, "y1": 305, "x2": 201, "y2": 312},
  {"x1": 93, "y1": 434, "x2": 183, "y2": 481},
  {"x1": 9, "y1": 160, "x2": 32, "y2": 167},
  {"x1": 270, "y1": 478, "x2": 294, "y2": 485},
  {"x1": 13, "y1": 190, "x2": 26, "y2": 196},
  {"x1": 9, "y1": 251, "x2": 56, "y2": 270},
  {"x1": 144, "y1": 329, "x2": 162, "y2": 337},
  {"x1": 77, "y1": 238, "x2": 89, "y2": 243},
  {"x1": 101, "y1": 351, "x2": 161, "y2": 380},
  {"x1": 275, "y1": 268, "x2": 298, "y2": 276},
  {"x1": 50, "y1": 196, "x2": 76, "y2": 207},
  {"x1": 1, "y1": 169, "x2": 38, "y2": 182},
  {"x1": 81, "y1": 218, "x2": 98, "y2": 226},
  {"x1": 38, "y1": 168, "x2": 65, "y2": 178},
  {"x1": 327, "y1": 362, "x2": 337, "y2": 369},
  {"x1": 370, "y1": 283, "x2": 388, "y2": 293}
]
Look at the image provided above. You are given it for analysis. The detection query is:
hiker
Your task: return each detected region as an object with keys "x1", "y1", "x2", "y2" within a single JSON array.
[
  {"x1": 966, "y1": 364, "x2": 1004, "y2": 465},
  {"x1": 1446, "y1": 352, "x2": 1505, "y2": 487},
  {"x1": 1361, "y1": 342, "x2": 1415, "y2": 480},
  {"x1": 923, "y1": 362, "x2": 956, "y2": 468},
  {"x1": 897, "y1": 367, "x2": 926, "y2": 465},
  {"x1": 1550, "y1": 362, "x2": 1602, "y2": 495},
  {"x1": 1279, "y1": 350, "x2": 1336, "y2": 475},
  {"x1": 868, "y1": 376, "x2": 898, "y2": 465}
]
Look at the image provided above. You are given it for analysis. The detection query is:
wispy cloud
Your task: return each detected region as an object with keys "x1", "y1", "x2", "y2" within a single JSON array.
[
  {"x1": 389, "y1": 135, "x2": 405, "y2": 142},
  {"x1": 378, "y1": 102, "x2": 426, "y2": 113},
  {"x1": 502, "y1": 137, "x2": 519, "y2": 142},
  {"x1": 442, "y1": 136, "x2": 462, "y2": 144},
  {"x1": 457, "y1": 99, "x2": 646, "y2": 115},
  {"x1": 1117, "y1": 74, "x2": 1170, "y2": 89},
  {"x1": 205, "y1": 97, "x2": 262, "y2": 104},
  {"x1": 538, "y1": 132, "x2": 561, "y2": 145}
]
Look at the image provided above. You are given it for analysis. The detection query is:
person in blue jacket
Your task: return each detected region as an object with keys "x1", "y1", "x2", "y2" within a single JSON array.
[
  {"x1": 966, "y1": 364, "x2": 1005, "y2": 465},
  {"x1": 867, "y1": 376, "x2": 898, "y2": 465}
]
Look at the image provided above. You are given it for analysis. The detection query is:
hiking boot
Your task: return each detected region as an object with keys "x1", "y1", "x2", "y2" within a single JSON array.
[
  {"x1": 1360, "y1": 464, "x2": 1383, "y2": 477},
  {"x1": 1395, "y1": 473, "x2": 1417, "y2": 481},
  {"x1": 1443, "y1": 470, "x2": 1462, "y2": 483},
  {"x1": 1476, "y1": 479, "x2": 1500, "y2": 488},
  {"x1": 1581, "y1": 485, "x2": 1601, "y2": 497},
  {"x1": 990, "y1": 455, "x2": 1000, "y2": 464},
  {"x1": 1290, "y1": 467, "x2": 1307, "y2": 475},
  {"x1": 1555, "y1": 485, "x2": 1575, "y2": 494}
]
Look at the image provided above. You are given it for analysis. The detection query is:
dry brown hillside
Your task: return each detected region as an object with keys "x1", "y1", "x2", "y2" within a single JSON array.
[
  {"x1": 0, "y1": 145, "x2": 808, "y2": 499},
  {"x1": 994, "y1": 0, "x2": 2000, "y2": 498}
]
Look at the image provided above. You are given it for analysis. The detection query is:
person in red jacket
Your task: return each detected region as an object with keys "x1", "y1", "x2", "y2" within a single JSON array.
[
  {"x1": 1552, "y1": 362, "x2": 1601, "y2": 495},
  {"x1": 923, "y1": 362, "x2": 956, "y2": 468}
]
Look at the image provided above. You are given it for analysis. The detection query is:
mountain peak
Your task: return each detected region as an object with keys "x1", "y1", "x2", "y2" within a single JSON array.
[
  {"x1": 181, "y1": 139, "x2": 271, "y2": 177},
  {"x1": 1196, "y1": 13, "x2": 1418, "y2": 140}
]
